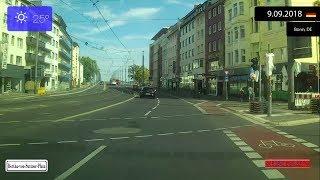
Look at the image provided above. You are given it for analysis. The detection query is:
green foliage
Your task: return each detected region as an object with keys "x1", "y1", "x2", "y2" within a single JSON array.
[
  {"x1": 128, "y1": 65, "x2": 149, "y2": 85},
  {"x1": 314, "y1": 0, "x2": 320, "y2": 6},
  {"x1": 79, "y1": 56, "x2": 99, "y2": 82}
]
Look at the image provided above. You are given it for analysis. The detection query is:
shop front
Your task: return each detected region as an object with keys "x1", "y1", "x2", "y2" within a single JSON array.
[{"x1": 0, "y1": 64, "x2": 26, "y2": 93}]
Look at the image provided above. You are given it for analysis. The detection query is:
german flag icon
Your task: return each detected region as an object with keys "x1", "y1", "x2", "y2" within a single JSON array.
[{"x1": 305, "y1": 12, "x2": 317, "y2": 18}]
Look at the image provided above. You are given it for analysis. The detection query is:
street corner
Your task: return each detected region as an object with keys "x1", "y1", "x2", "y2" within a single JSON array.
[{"x1": 226, "y1": 125, "x2": 320, "y2": 180}]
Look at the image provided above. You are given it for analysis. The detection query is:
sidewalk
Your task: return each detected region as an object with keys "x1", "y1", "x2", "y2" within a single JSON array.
[
  {"x1": 215, "y1": 100, "x2": 319, "y2": 126},
  {"x1": 0, "y1": 84, "x2": 93, "y2": 101},
  {"x1": 162, "y1": 90, "x2": 319, "y2": 127}
]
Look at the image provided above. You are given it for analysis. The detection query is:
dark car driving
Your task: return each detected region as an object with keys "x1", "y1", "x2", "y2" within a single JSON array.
[{"x1": 139, "y1": 87, "x2": 156, "y2": 98}]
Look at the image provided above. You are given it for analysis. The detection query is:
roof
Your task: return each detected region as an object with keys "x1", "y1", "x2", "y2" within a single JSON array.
[{"x1": 151, "y1": 27, "x2": 169, "y2": 41}]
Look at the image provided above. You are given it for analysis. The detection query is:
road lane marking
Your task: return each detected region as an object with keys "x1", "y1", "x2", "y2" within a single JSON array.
[
  {"x1": 245, "y1": 152, "x2": 262, "y2": 159},
  {"x1": 54, "y1": 96, "x2": 135, "y2": 122},
  {"x1": 179, "y1": 98, "x2": 194, "y2": 105},
  {"x1": 151, "y1": 116, "x2": 159, "y2": 119},
  {"x1": 214, "y1": 127, "x2": 227, "y2": 130},
  {"x1": 0, "y1": 144, "x2": 20, "y2": 147},
  {"x1": 261, "y1": 169, "x2": 285, "y2": 179},
  {"x1": 178, "y1": 131, "x2": 193, "y2": 134},
  {"x1": 110, "y1": 137, "x2": 130, "y2": 140},
  {"x1": 197, "y1": 129, "x2": 211, "y2": 132},
  {"x1": 239, "y1": 146, "x2": 254, "y2": 152},
  {"x1": 124, "y1": 117, "x2": 133, "y2": 120},
  {"x1": 157, "y1": 133, "x2": 174, "y2": 136},
  {"x1": 57, "y1": 140, "x2": 78, "y2": 144},
  {"x1": 84, "y1": 139, "x2": 104, "y2": 142},
  {"x1": 144, "y1": 111, "x2": 152, "y2": 116},
  {"x1": 28, "y1": 142, "x2": 49, "y2": 145},
  {"x1": 110, "y1": 117, "x2": 121, "y2": 120},
  {"x1": 0, "y1": 121, "x2": 21, "y2": 124},
  {"x1": 54, "y1": 145, "x2": 106, "y2": 180},
  {"x1": 302, "y1": 142, "x2": 318, "y2": 148},
  {"x1": 135, "y1": 135, "x2": 153, "y2": 138}
]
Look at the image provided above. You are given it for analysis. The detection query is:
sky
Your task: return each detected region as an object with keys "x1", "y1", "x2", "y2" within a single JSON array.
[{"x1": 42, "y1": 0, "x2": 205, "y2": 80}]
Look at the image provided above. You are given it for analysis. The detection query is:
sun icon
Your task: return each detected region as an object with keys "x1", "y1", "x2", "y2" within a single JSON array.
[{"x1": 15, "y1": 11, "x2": 27, "y2": 23}]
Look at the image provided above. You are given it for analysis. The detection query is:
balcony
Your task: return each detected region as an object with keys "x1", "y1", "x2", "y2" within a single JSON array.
[
  {"x1": 26, "y1": 37, "x2": 50, "y2": 53},
  {"x1": 25, "y1": 53, "x2": 49, "y2": 66},
  {"x1": 59, "y1": 36, "x2": 72, "y2": 50},
  {"x1": 59, "y1": 60, "x2": 71, "y2": 70},
  {"x1": 59, "y1": 49, "x2": 72, "y2": 61}
]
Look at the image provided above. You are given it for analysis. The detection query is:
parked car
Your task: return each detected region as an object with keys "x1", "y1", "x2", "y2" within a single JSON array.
[{"x1": 139, "y1": 87, "x2": 156, "y2": 98}]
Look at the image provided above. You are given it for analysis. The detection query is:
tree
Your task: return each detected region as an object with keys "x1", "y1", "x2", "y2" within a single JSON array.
[
  {"x1": 128, "y1": 65, "x2": 149, "y2": 85},
  {"x1": 314, "y1": 0, "x2": 320, "y2": 6},
  {"x1": 79, "y1": 56, "x2": 99, "y2": 82}
]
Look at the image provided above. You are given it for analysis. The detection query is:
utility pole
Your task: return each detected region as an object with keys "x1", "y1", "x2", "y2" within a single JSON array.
[
  {"x1": 142, "y1": 51, "x2": 145, "y2": 85},
  {"x1": 258, "y1": 34, "x2": 262, "y2": 101},
  {"x1": 34, "y1": 32, "x2": 40, "y2": 94}
]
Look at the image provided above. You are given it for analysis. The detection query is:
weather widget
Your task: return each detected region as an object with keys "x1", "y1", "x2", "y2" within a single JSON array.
[{"x1": 7, "y1": 6, "x2": 52, "y2": 32}]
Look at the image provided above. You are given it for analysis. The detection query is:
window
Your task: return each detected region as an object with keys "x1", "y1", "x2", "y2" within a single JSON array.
[
  {"x1": 233, "y1": 3, "x2": 238, "y2": 17},
  {"x1": 189, "y1": 24, "x2": 191, "y2": 31},
  {"x1": 227, "y1": 32, "x2": 231, "y2": 44},
  {"x1": 16, "y1": 56, "x2": 22, "y2": 66},
  {"x1": 234, "y1": 27, "x2": 239, "y2": 40},
  {"x1": 268, "y1": 21, "x2": 272, "y2": 30},
  {"x1": 252, "y1": 18, "x2": 259, "y2": 33},
  {"x1": 17, "y1": 38, "x2": 23, "y2": 48},
  {"x1": 188, "y1": 50, "x2": 191, "y2": 57},
  {"x1": 228, "y1": 53, "x2": 231, "y2": 66},
  {"x1": 218, "y1": 21, "x2": 222, "y2": 31},
  {"x1": 241, "y1": 49, "x2": 246, "y2": 62},
  {"x1": 201, "y1": 44, "x2": 204, "y2": 52},
  {"x1": 228, "y1": 9, "x2": 232, "y2": 21},
  {"x1": 186, "y1": 26, "x2": 188, "y2": 33},
  {"x1": 218, "y1": 5, "x2": 222, "y2": 14},
  {"x1": 10, "y1": 55, "x2": 14, "y2": 64},
  {"x1": 235, "y1": 50, "x2": 239, "y2": 63},
  {"x1": 218, "y1": 39, "x2": 222, "y2": 50},
  {"x1": 209, "y1": 26, "x2": 212, "y2": 35},
  {"x1": 192, "y1": 21, "x2": 194, "y2": 29},
  {"x1": 213, "y1": 41, "x2": 217, "y2": 51},
  {"x1": 15, "y1": 0, "x2": 18, "y2": 5},
  {"x1": 11, "y1": 36, "x2": 15, "y2": 46},
  {"x1": 239, "y1": 2, "x2": 244, "y2": 15},
  {"x1": 201, "y1": 29, "x2": 204, "y2": 38},
  {"x1": 185, "y1": 52, "x2": 187, "y2": 59},
  {"x1": 240, "y1": 25, "x2": 245, "y2": 38},
  {"x1": 3, "y1": 13, "x2": 7, "y2": 24},
  {"x1": 2, "y1": 33, "x2": 9, "y2": 43},
  {"x1": 253, "y1": 0, "x2": 258, "y2": 6},
  {"x1": 231, "y1": 30, "x2": 234, "y2": 42},
  {"x1": 188, "y1": 37, "x2": 191, "y2": 44},
  {"x1": 213, "y1": 24, "x2": 216, "y2": 33},
  {"x1": 192, "y1": 35, "x2": 194, "y2": 42},
  {"x1": 192, "y1": 49, "x2": 194, "y2": 57},
  {"x1": 209, "y1": 42, "x2": 212, "y2": 52},
  {"x1": 208, "y1": 10, "x2": 212, "y2": 19},
  {"x1": 213, "y1": 8, "x2": 217, "y2": 17},
  {"x1": 200, "y1": 59, "x2": 204, "y2": 67},
  {"x1": 280, "y1": 21, "x2": 284, "y2": 27}
]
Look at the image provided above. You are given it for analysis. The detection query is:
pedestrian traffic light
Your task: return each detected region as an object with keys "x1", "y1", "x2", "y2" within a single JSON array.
[{"x1": 251, "y1": 58, "x2": 259, "y2": 71}]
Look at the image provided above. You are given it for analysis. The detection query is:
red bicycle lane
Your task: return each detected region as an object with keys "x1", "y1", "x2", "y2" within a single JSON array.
[{"x1": 232, "y1": 126, "x2": 319, "y2": 180}]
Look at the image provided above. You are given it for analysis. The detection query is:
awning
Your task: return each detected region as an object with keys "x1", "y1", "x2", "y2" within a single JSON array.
[{"x1": 0, "y1": 64, "x2": 26, "y2": 79}]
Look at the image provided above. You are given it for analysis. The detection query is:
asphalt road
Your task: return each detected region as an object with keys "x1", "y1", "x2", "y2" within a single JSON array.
[{"x1": 0, "y1": 85, "x2": 318, "y2": 180}]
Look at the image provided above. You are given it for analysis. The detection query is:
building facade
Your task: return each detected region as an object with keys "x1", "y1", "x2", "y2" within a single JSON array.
[
  {"x1": 56, "y1": 15, "x2": 72, "y2": 90},
  {"x1": 150, "y1": 28, "x2": 168, "y2": 88},
  {"x1": 0, "y1": 0, "x2": 29, "y2": 93},
  {"x1": 180, "y1": 3, "x2": 207, "y2": 91},
  {"x1": 161, "y1": 23, "x2": 180, "y2": 89},
  {"x1": 72, "y1": 42, "x2": 80, "y2": 87},
  {"x1": 205, "y1": 0, "x2": 225, "y2": 96}
]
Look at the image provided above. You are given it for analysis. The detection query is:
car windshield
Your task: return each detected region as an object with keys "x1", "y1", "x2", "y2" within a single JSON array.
[{"x1": 0, "y1": 0, "x2": 319, "y2": 180}]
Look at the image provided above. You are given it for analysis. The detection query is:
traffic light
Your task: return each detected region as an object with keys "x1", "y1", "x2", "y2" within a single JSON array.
[{"x1": 251, "y1": 58, "x2": 259, "y2": 71}]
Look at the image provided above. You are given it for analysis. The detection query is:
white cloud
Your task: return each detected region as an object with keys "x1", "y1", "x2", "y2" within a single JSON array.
[
  {"x1": 166, "y1": 0, "x2": 194, "y2": 8},
  {"x1": 122, "y1": 34, "x2": 152, "y2": 40},
  {"x1": 82, "y1": 6, "x2": 161, "y2": 34}
]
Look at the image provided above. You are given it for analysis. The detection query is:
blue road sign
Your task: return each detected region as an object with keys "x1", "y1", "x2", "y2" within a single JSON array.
[{"x1": 7, "y1": 6, "x2": 52, "y2": 32}]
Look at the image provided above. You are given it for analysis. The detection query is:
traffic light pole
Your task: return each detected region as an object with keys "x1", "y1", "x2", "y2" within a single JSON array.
[{"x1": 259, "y1": 60, "x2": 262, "y2": 101}]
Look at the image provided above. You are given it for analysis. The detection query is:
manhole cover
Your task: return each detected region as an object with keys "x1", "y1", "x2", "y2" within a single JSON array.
[{"x1": 93, "y1": 127, "x2": 141, "y2": 134}]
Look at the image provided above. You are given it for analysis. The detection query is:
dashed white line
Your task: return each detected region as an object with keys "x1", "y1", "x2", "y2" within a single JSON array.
[
  {"x1": 157, "y1": 132, "x2": 174, "y2": 136},
  {"x1": 124, "y1": 117, "x2": 133, "y2": 120},
  {"x1": 214, "y1": 127, "x2": 226, "y2": 130},
  {"x1": 109, "y1": 117, "x2": 121, "y2": 120},
  {"x1": 135, "y1": 135, "x2": 153, "y2": 138},
  {"x1": 0, "y1": 143, "x2": 20, "y2": 147},
  {"x1": 57, "y1": 140, "x2": 78, "y2": 144},
  {"x1": 151, "y1": 116, "x2": 159, "y2": 119},
  {"x1": 197, "y1": 129, "x2": 211, "y2": 132},
  {"x1": 110, "y1": 137, "x2": 130, "y2": 140},
  {"x1": 84, "y1": 139, "x2": 104, "y2": 142},
  {"x1": 144, "y1": 111, "x2": 152, "y2": 116},
  {"x1": 28, "y1": 142, "x2": 49, "y2": 145},
  {"x1": 178, "y1": 131, "x2": 193, "y2": 134}
]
